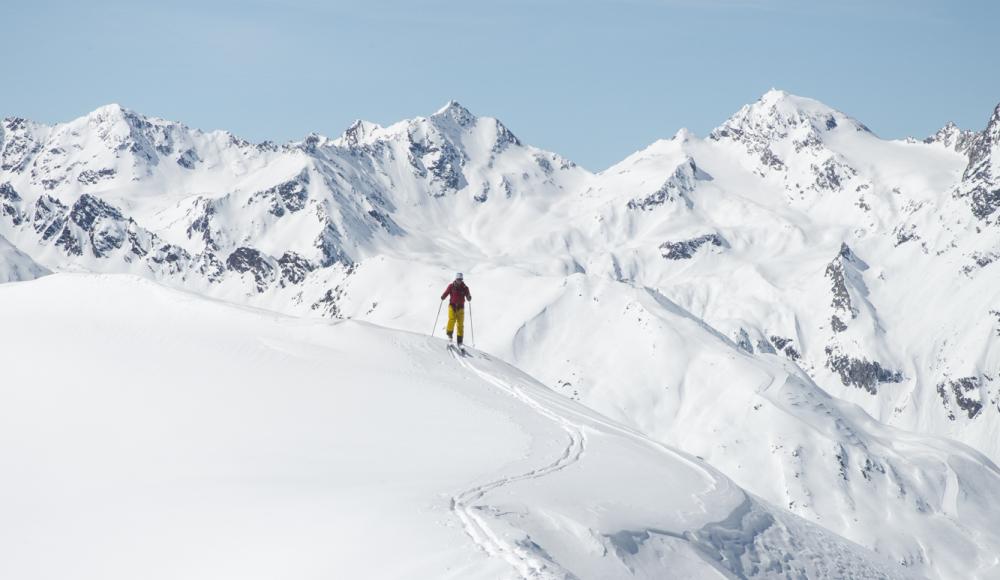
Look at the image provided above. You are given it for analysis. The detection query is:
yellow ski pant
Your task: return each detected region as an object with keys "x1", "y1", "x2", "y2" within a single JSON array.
[{"x1": 446, "y1": 305, "x2": 465, "y2": 338}]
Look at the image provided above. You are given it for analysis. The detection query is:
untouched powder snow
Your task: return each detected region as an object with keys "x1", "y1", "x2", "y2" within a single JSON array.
[{"x1": 0, "y1": 274, "x2": 911, "y2": 580}]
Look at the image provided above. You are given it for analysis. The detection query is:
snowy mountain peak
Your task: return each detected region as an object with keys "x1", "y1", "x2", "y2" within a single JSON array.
[
  {"x1": 79, "y1": 103, "x2": 168, "y2": 136},
  {"x1": 759, "y1": 87, "x2": 791, "y2": 104},
  {"x1": 339, "y1": 119, "x2": 383, "y2": 147},
  {"x1": 711, "y1": 90, "x2": 869, "y2": 144},
  {"x1": 926, "y1": 120, "x2": 961, "y2": 141},
  {"x1": 672, "y1": 127, "x2": 694, "y2": 142},
  {"x1": 299, "y1": 131, "x2": 334, "y2": 153},
  {"x1": 924, "y1": 120, "x2": 978, "y2": 153},
  {"x1": 431, "y1": 100, "x2": 477, "y2": 128},
  {"x1": 86, "y1": 102, "x2": 132, "y2": 120}
]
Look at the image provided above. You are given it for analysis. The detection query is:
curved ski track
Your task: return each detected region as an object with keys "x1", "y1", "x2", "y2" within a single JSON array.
[{"x1": 450, "y1": 349, "x2": 586, "y2": 580}]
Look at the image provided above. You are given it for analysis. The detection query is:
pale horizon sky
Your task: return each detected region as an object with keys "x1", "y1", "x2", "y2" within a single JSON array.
[{"x1": 4, "y1": 0, "x2": 998, "y2": 170}]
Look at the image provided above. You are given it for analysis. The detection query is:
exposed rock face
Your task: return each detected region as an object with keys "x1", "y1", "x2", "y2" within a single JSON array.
[
  {"x1": 660, "y1": 234, "x2": 727, "y2": 260},
  {"x1": 735, "y1": 328, "x2": 754, "y2": 353},
  {"x1": 1, "y1": 117, "x2": 44, "y2": 172},
  {"x1": 77, "y1": 168, "x2": 116, "y2": 185},
  {"x1": 0, "y1": 182, "x2": 24, "y2": 225},
  {"x1": 491, "y1": 119, "x2": 521, "y2": 153},
  {"x1": 830, "y1": 315, "x2": 848, "y2": 333},
  {"x1": 226, "y1": 247, "x2": 276, "y2": 292},
  {"x1": 937, "y1": 376, "x2": 987, "y2": 420},
  {"x1": 277, "y1": 251, "x2": 314, "y2": 286},
  {"x1": 66, "y1": 194, "x2": 127, "y2": 257},
  {"x1": 770, "y1": 335, "x2": 801, "y2": 361},
  {"x1": 413, "y1": 135, "x2": 467, "y2": 196},
  {"x1": 825, "y1": 346, "x2": 904, "y2": 395},
  {"x1": 177, "y1": 147, "x2": 201, "y2": 169},
  {"x1": 825, "y1": 243, "x2": 865, "y2": 319},
  {"x1": 628, "y1": 157, "x2": 708, "y2": 211},
  {"x1": 812, "y1": 157, "x2": 857, "y2": 192},
  {"x1": 250, "y1": 169, "x2": 310, "y2": 216},
  {"x1": 32, "y1": 195, "x2": 69, "y2": 242},
  {"x1": 924, "y1": 121, "x2": 978, "y2": 154},
  {"x1": 309, "y1": 264, "x2": 355, "y2": 318},
  {"x1": 954, "y1": 104, "x2": 1000, "y2": 222},
  {"x1": 186, "y1": 197, "x2": 227, "y2": 252}
]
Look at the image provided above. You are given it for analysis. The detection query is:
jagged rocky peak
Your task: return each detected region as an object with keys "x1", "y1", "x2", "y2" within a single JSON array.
[
  {"x1": 963, "y1": 103, "x2": 1000, "y2": 166},
  {"x1": 2, "y1": 115, "x2": 42, "y2": 133},
  {"x1": 711, "y1": 89, "x2": 870, "y2": 143},
  {"x1": 837, "y1": 241, "x2": 867, "y2": 267},
  {"x1": 627, "y1": 157, "x2": 710, "y2": 211},
  {"x1": 924, "y1": 121, "x2": 978, "y2": 153},
  {"x1": 299, "y1": 132, "x2": 334, "y2": 154},
  {"x1": 82, "y1": 103, "x2": 164, "y2": 141},
  {"x1": 431, "y1": 100, "x2": 477, "y2": 128},
  {"x1": 339, "y1": 120, "x2": 383, "y2": 148},
  {"x1": 82, "y1": 103, "x2": 187, "y2": 133},
  {"x1": 955, "y1": 101, "x2": 1000, "y2": 222},
  {"x1": 983, "y1": 102, "x2": 1000, "y2": 145},
  {"x1": 71, "y1": 103, "x2": 183, "y2": 163},
  {"x1": 1, "y1": 116, "x2": 50, "y2": 173}
]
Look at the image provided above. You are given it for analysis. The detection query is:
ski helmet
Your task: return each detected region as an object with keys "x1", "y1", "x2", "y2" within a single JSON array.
[{"x1": 455, "y1": 272, "x2": 464, "y2": 280}]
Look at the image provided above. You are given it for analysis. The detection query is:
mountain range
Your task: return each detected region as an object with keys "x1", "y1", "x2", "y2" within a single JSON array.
[{"x1": 2, "y1": 90, "x2": 1000, "y2": 579}]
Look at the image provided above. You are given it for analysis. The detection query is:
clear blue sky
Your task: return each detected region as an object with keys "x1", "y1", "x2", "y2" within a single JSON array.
[{"x1": 4, "y1": 0, "x2": 998, "y2": 170}]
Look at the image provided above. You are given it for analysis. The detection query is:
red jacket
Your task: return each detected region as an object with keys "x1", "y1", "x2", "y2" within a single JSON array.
[{"x1": 441, "y1": 280, "x2": 471, "y2": 308}]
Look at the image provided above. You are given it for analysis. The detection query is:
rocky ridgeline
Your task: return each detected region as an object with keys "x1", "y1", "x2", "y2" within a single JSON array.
[{"x1": 954, "y1": 104, "x2": 1000, "y2": 222}]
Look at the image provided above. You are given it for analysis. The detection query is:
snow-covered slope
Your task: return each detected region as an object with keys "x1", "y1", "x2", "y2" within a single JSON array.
[
  {"x1": 0, "y1": 230, "x2": 48, "y2": 282},
  {"x1": 0, "y1": 274, "x2": 911, "y2": 580},
  {"x1": 297, "y1": 259, "x2": 1000, "y2": 579},
  {"x1": 4, "y1": 93, "x2": 1000, "y2": 578}
]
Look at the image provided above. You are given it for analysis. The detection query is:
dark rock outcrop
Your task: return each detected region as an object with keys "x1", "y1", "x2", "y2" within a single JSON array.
[
  {"x1": 628, "y1": 158, "x2": 708, "y2": 211},
  {"x1": 825, "y1": 346, "x2": 903, "y2": 395},
  {"x1": 278, "y1": 252, "x2": 315, "y2": 286},
  {"x1": 936, "y1": 377, "x2": 985, "y2": 420},
  {"x1": 226, "y1": 247, "x2": 276, "y2": 292},
  {"x1": 660, "y1": 234, "x2": 727, "y2": 260}
]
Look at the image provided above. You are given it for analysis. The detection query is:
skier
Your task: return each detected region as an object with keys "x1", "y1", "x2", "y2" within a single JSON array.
[{"x1": 440, "y1": 273, "x2": 471, "y2": 348}]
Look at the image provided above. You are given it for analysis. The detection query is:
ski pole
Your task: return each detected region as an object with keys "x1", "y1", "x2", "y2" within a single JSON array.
[
  {"x1": 469, "y1": 302, "x2": 475, "y2": 347},
  {"x1": 431, "y1": 299, "x2": 444, "y2": 337}
]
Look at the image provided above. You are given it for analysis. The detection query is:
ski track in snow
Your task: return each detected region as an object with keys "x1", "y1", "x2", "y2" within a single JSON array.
[{"x1": 449, "y1": 347, "x2": 586, "y2": 580}]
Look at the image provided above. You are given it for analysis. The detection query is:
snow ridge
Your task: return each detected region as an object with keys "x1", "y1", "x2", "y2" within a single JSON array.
[{"x1": 451, "y1": 348, "x2": 585, "y2": 579}]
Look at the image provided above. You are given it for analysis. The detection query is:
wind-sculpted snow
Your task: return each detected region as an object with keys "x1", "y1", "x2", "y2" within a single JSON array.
[
  {"x1": 4, "y1": 91, "x2": 1000, "y2": 578},
  {"x1": 0, "y1": 274, "x2": 912, "y2": 579}
]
